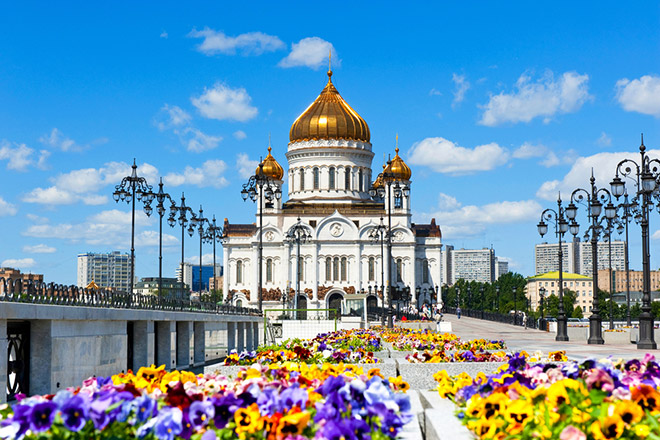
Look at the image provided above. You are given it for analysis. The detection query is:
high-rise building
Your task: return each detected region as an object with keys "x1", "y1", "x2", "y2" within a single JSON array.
[
  {"x1": 176, "y1": 263, "x2": 222, "y2": 293},
  {"x1": 534, "y1": 239, "x2": 625, "y2": 276},
  {"x1": 0, "y1": 267, "x2": 44, "y2": 293},
  {"x1": 597, "y1": 269, "x2": 660, "y2": 293},
  {"x1": 447, "y1": 248, "x2": 496, "y2": 284},
  {"x1": 495, "y1": 259, "x2": 509, "y2": 280},
  {"x1": 77, "y1": 251, "x2": 130, "y2": 292}
]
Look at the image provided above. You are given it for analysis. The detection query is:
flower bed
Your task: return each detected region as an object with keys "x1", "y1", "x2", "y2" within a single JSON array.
[
  {"x1": 380, "y1": 328, "x2": 505, "y2": 352},
  {"x1": 407, "y1": 349, "x2": 567, "y2": 364},
  {"x1": 0, "y1": 363, "x2": 413, "y2": 440},
  {"x1": 435, "y1": 352, "x2": 660, "y2": 439}
]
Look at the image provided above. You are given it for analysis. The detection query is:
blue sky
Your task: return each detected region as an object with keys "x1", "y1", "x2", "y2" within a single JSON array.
[{"x1": 1, "y1": 1, "x2": 660, "y2": 285}]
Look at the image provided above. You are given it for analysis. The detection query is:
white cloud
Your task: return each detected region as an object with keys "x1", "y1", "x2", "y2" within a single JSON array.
[
  {"x1": 512, "y1": 142, "x2": 576, "y2": 168},
  {"x1": 23, "y1": 244, "x2": 56, "y2": 254},
  {"x1": 278, "y1": 37, "x2": 337, "y2": 69},
  {"x1": 429, "y1": 88, "x2": 442, "y2": 96},
  {"x1": 1, "y1": 258, "x2": 36, "y2": 270},
  {"x1": 236, "y1": 153, "x2": 259, "y2": 178},
  {"x1": 156, "y1": 105, "x2": 192, "y2": 131},
  {"x1": 23, "y1": 209, "x2": 168, "y2": 248},
  {"x1": 451, "y1": 73, "x2": 470, "y2": 108},
  {"x1": 185, "y1": 253, "x2": 216, "y2": 265},
  {"x1": 23, "y1": 161, "x2": 158, "y2": 206},
  {"x1": 164, "y1": 160, "x2": 229, "y2": 188},
  {"x1": 26, "y1": 214, "x2": 49, "y2": 224},
  {"x1": 597, "y1": 132, "x2": 612, "y2": 147},
  {"x1": 160, "y1": 30, "x2": 168, "y2": 39},
  {"x1": 407, "y1": 137, "x2": 509, "y2": 175},
  {"x1": 189, "y1": 28, "x2": 285, "y2": 56},
  {"x1": 616, "y1": 75, "x2": 660, "y2": 117},
  {"x1": 191, "y1": 83, "x2": 258, "y2": 122},
  {"x1": 479, "y1": 71, "x2": 591, "y2": 126},
  {"x1": 39, "y1": 128, "x2": 83, "y2": 152},
  {"x1": 233, "y1": 130, "x2": 247, "y2": 140},
  {"x1": 0, "y1": 196, "x2": 17, "y2": 216},
  {"x1": 512, "y1": 143, "x2": 546, "y2": 159},
  {"x1": 652, "y1": 230, "x2": 660, "y2": 240},
  {"x1": 185, "y1": 128, "x2": 222, "y2": 153},
  {"x1": 418, "y1": 193, "x2": 541, "y2": 239},
  {"x1": 0, "y1": 142, "x2": 37, "y2": 171},
  {"x1": 535, "y1": 149, "x2": 660, "y2": 201}
]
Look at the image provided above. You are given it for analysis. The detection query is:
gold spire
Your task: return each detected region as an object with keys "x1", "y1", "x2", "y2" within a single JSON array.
[
  {"x1": 257, "y1": 139, "x2": 284, "y2": 180},
  {"x1": 289, "y1": 70, "x2": 370, "y2": 144},
  {"x1": 389, "y1": 134, "x2": 412, "y2": 181}
]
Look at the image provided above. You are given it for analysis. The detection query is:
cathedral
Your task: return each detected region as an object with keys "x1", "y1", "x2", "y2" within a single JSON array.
[{"x1": 222, "y1": 68, "x2": 442, "y2": 316}]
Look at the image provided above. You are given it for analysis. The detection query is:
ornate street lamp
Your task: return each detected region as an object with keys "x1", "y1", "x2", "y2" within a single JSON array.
[
  {"x1": 142, "y1": 178, "x2": 174, "y2": 298},
  {"x1": 112, "y1": 159, "x2": 154, "y2": 294},
  {"x1": 369, "y1": 155, "x2": 410, "y2": 328},
  {"x1": 241, "y1": 160, "x2": 282, "y2": 312},
  {"x1": 611, "y1": 137, "x2": 660, "y2": 349},
  {"x1": 567, "y1": 171, "x2": 617, "y2": 344},
  {"x1": 369, "y1": 217, "x2": 388, "y2": 326},
  {"x1": 285, "y1": 217, "x2": 311, "y2": 319},
  {"x1": 538, "y1": 193, "x2": 578, "y2": 341},
  {"x1": 496, "y1": 284, "x2": 501, "y2": 313},
  {"x1": 614, "y1": 191, "x2": 636, "y2": 326},
  {"x1": 189, "y1": 206, "x2": 209, "y2": 295},
  {"x1": 513, "y1": 286, "x2": 518, "y2": 325},
  {"x1": 170, "y1": 193, "x2": 195, "y2": 298},
  {"x1": 539, "y1": 286, "x2": 546, "y2": 330},
  {"x1": 204, "y1": 216, "x2": 223, "y2": 300},
  {"x1": 480, "y1": 285, "x2": 485, "y2": 319}
]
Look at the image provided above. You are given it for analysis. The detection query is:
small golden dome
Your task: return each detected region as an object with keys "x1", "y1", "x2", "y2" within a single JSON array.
[
  {"x1": 257, "y1": 146, "x2": 284, "y2": 180},
  {"x1": 372, "y1": 164, "x2": 387, "y2": 189},
  {"x1": 289, "y1": 70, "x2": 370, "y2": 144},
  {"x1": 390, "y1": 147, "x2": 412, "y2": 181}
]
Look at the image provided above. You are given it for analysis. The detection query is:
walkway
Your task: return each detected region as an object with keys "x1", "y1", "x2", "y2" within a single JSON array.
[{"x1": 444, "y1": 314, "x2": 657, "y2": 361}]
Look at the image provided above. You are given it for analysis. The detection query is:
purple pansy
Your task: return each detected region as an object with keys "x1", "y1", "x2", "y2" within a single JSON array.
[{"x1": 29, "y1": 401, "x2": 58, "y2": 433}]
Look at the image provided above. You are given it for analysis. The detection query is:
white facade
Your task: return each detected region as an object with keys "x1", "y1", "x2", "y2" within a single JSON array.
[
  {"x1": 222, "y1": 74, "x2": 442, "y2": 314},
  {"x1": 535, "y1": 240, "x2": 625, "y2": 276},
  {"x1": 495, "y1": 259, "x2": 509, "y2": 279},
  {"x1": 447, "y1": 248, "x2": 496, "y2": 284},
  {"x1": 77, "y1": 251, "x2": 130, "y2": 291},
  {"x1": 577, "y1": 240, "x2": 625, "y2": 275},
  {"x1": 535, "y1": 241, "x2": 579, "y2": 275}
]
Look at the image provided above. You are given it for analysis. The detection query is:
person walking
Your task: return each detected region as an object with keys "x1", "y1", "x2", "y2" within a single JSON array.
[{"x1": 457, "y1": 306, "x2": 462, "y2": 319}]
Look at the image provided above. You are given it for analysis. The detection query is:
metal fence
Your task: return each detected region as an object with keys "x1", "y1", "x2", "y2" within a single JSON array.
[
  {"x1": 0, "y1": 277, "x2": 261, "y2": 316},
  {"x1": 445, "y1": 306, "x2": 545, "y2": 330}
]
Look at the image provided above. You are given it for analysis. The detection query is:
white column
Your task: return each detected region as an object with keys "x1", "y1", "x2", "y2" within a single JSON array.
[
  {"x1": 312, "y1": 242, "x2": 319, "y2": 302},
  {"x1": 223, "y1": 245, "x2": 230, "y2": 300},
  {"x1": 251, "y1": 235, "x2": 259, "y2": 306}
]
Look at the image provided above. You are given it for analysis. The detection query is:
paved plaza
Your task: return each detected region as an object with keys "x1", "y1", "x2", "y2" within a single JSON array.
[{"x1": 444, "y1": 314, "x2": 655, "y2": 361}]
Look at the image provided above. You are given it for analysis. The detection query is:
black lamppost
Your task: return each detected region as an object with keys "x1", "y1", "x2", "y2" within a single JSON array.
[
  {"x1": 143, "y1": 178, "x2": 175, "y2": 299},
  {"x1": 189, "y1": 206, "x2": 209, "y2": 295},
  {"x1": 369, "y1": 217, "x2": 388, "y2": 326},
  {"x1": 112, "y1": 159, "x2": 154, "y2": 294},
  {"x1": 480, "y1": 285, "x2": 485, "y2": 319},
  {"x1": 604, "y1": 220, "x2": 615, "y2": 329},
  {"x1": 456, "y1": 286, "x2": 461, "y2": 309},
  {"x1": 496, "y1": 285, "x2": 500, "y2": 313},
  {"x1": 615, "y1": 191, "x2": 636, "y2": 326},
  {"x1": 539, "y1": 286, "x2": 546, "y2": 330},
  {"x1": 369, "y1": 159, "x2": 410, "y2": 328},
  {"x1": 285, "y1": 217, "x2": 311, "y2": 319},
  {"x1": 204, "y1": 216, "x2": 223, "y2": 299},
  {"x1": 611, "y1": 138, "x2": 660, "y2": 349},
  {"x1": 171, "y1": 193, "x2": 195, "y2": 298},
  {"x1": 241, "y1": 161, "x2": 282, "y2": 312},
  {"x1": 467, "y1": 286, "x2": 472, "y2": 311},
  {"x1": 538, "y1": 193, "x2": 578, "y2": 341},
  {"x1": 513, "y1": 286, "x2": 518, "y2": 325},
  {"x1": 566, "y1": 171, "x2": 617, "y2": 344}
]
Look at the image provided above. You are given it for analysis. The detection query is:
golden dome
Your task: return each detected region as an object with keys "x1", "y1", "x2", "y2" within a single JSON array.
[
  {"x1": 372, "y1": 164, "x2": 387, "y2": 189},
  {"x1": 390, "y1": 147, "x2": 412, "y2": 181},
  {"x1": 257, "y1": 146, "x2": 284, "y2": 180},
  {"x1": 289, "y1": 70, "x2": 370, "y2": 144}
]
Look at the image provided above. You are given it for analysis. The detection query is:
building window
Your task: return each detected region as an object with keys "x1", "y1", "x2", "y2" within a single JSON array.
[
  {"x1": 368, "y1": 257, "x2": 375, "y2": 282},
  {"x1": 345, "y1": 166, "x2": 351, "y2": 190},
  {"x1": 341, "y1": 257, "x2": 348, "y2": 281},
  {"x1": 298, "y1": 257, "x2": 304, "y2": 282},
  {"x1": 422, "y1": 260, "x2": 429, "y2": 284},
  {"x1": 299, "y1": 168, "x2": 305, "y2": 191},
  {"x1": 358, "y1": 169, "x2": 364, "y2": 192},
  {"x1": 329, "y1": 167, "x2": 336, "y2": 189},
  {"x1": 236, "y1": 299, "x2": 243, "y2": 308},
  {"x1": 325, "y1": 257, "x2": 331, "y2": 281},
  {"x1": 333, "y1": 257, "x2": 339, "y2": 281},
  {"x1": 236, "y1": 260, "x2": 243, "y2": 284},
  {"x1": 396, "y1": 259, "x2": 403, "y2": 282},
  {"x1": 313, "y1": 167, "x2": 320, "y2": 189},
  {"x1": 266, "y1": 258, "x2": 273, "y2": 283}
]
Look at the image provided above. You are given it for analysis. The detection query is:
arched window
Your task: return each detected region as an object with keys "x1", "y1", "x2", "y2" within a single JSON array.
[
  {"x1": 329, "y1": 167, "x2": 335, "y2": 189},
  {"x1": 313, "y1": 167, "x2": 320, "y2": 189},
  {"x1": 236, "y1": 299, "x2": 243, "y2": 308},
  {"x1": 236, "y1": 260, "x2": 243, "y2": 284},
  {"x1": 344, "y1": 167, "x2": 351, "y2": 190},
  {"x1": 299, "y1": 168, "x2": 305, "y2": 191},
  {"x1": 325, "y1": 257, "x2": 332, "y2": 281},
  {"x1": 368, "y1": 257, "x2": 375, "y2": 282},
  {"x1": 341, "y1": 257, "x2": 347, "y2": 281},
  {"x1": 396, "y1": 259, "x2": 403, "y2": 282},
  {"x1": 266, "y1": 258, "x2": 273, "y2": 283},
  {"x1": 422, "y1": 260, "x2": 429, "y2": 284},
  {"x1": 298, "y1": 257, "x2": 304, "y2": 282},
  {"x1": 358, "y1": 169, "x2": 364, "y2": 192},
  {"x1": 333, "y1": 257, "x2": 340, "y2": 281}
]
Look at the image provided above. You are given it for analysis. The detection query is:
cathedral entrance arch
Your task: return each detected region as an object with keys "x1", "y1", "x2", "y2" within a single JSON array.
[
  {"x1": 366, "y1": 295, "x2": 378, "y2": 319},
  {"x1": 296, "y1": 295, "x2": 307, "y2": 320},
  {"x1": 327, "y1": 292, "x2": 343, "y2": 320}
]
